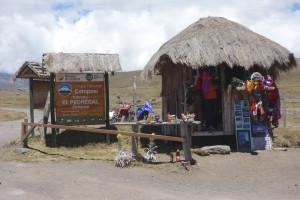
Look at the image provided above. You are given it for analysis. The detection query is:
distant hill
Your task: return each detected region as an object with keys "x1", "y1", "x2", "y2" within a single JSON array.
[
  {"x1": 0, "y1": 72, "x2": 28, "y2": 89},
  {"x1": 276, "y1": 58, "x2": 300, "y2": 97},
  {"x1": 1, "y1": 57, "x2": 298, "y2": 93},
  {"x1": 109, "y1": 70, "x2": 162, "y2": 106}
]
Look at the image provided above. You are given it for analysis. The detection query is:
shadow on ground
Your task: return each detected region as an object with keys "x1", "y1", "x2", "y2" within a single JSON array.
[{"x1": 45, "y1": 126, "x2": 118, "y2": 147}]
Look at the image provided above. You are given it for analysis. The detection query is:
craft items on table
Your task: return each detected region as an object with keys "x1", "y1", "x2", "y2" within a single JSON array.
[
  {"x1": 181, "y1": 113, "x2": 195, "y2": 122},
  {"x1": 167, "y1": 114, "x2": 176, "y2": 123}
]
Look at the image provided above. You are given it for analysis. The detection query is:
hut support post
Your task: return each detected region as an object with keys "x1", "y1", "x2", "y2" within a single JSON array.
[
  {"x1": 105, "y1": 72, "x2": 110, "y2": 144},
  {"x1": 180, "y1": 122, "x2": 192, "y2": 163},
  {"x1": 50, "y1": 73, "x2": 56, "y2": 147},
  {"x1": 29, "y1": 77, "x2": 35, "y2": 136}
]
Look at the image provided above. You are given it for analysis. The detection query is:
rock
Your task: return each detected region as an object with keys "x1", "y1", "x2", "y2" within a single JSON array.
[
  {"x1": 201, "y1": 145, "x2": 231, "y2": 154},
  {"x1": 274, "y1": 147, "x2": 288, "y2": 151},
  {"x1": 192, "y1": 149, "x2": 210, "y2": 157},
  {"x1": 15, "y1": 147, "x2": 29, "y2": 155}
]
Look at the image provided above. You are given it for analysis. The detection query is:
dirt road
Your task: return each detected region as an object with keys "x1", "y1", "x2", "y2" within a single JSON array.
[
  {"x1": 0, "y1": 108, "x2": 43, "y2": 150},
  {"x1": 0, "y1": 108, "x2": 300, "y2": 200}
]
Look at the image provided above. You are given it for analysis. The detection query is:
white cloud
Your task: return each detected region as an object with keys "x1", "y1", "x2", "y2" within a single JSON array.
[{"x1": 0, "y1": 0, "x2": 299, "y2": 74}]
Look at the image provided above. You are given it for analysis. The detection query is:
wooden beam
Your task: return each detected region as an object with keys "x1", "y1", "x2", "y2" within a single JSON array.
[
  {"x1": 29, "y1": 77, "x2": 34, "y2": 136},
  {"x1": 21, "y1": 122, "x2": 187, "y2": 143},
  {"x1": 104, "y1": 72, "x2": 110, "y2": 144},
  {"x1": 21, "y1": 119, "x2": 42, "y2": 143},
  {"x1": 43, "y1": 91, "x2": 51, "y2": 140}
]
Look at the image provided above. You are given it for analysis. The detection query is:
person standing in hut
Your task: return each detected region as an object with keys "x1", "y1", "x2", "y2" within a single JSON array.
[{"x1": 195, "y1": 67, "x2": 219, "y2": 131}]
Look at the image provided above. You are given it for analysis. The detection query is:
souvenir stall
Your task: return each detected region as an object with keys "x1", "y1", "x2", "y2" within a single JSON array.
[
  {"x1": 234, "y1": 71, "x2": 281, "y2": 151},
  {"x1": 141, "y1": 16, "x2": 296, "y2": 149}
]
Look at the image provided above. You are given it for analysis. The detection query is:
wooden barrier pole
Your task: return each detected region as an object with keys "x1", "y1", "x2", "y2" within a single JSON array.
[
  {"x1": 180, "y1": 122, "x2": 192, "y2": 163},
  {"x1": 131, "y1": 76, "x2": 138, "y2": 157},
  {"x1": 105, "y1": 72, "x2": 110, "y2": 144},
  {"x1": 22, "y1": 118, "x2": 29, "y2": 147},
  {"x1": 29, "y1": 77, "x2": 35, "y2": 136},
  {"x1": 43, "y1": 91, "x2": 51, "y2": 141},
  {"x1": 131, "y1": 124, "x2": 138, "y2": 157}
]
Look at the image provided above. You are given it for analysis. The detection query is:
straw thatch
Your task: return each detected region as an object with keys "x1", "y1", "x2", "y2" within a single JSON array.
[
  {"x1": 14, "y1": 61, "x2": 49, "y2": 81},
  {"x1": 142, "y1": 17, "x2": 296, "y2": 80},
  {"x1": 43, "y1": 53, "x2": 121, "y2": 73}
]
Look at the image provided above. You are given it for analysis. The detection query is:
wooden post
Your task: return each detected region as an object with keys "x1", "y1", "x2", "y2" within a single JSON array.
[
  {"x1": 104, "y1": 72, "x2": 110, "y2": 144},
  {"x1": 29, "y1": 77, "x2": 35, "y2": 136},
  {"x1": 131, "y1": 124, "x2": 138, "y2": 157},
  {"x1": 180, "y1": 122, "x2": 192, "y2": 163},
  {"x1": 50, "y1": 73, "x2": 56, "y2": 147},
  {"x1": 131, "y1": 76, "x2": 139, "y2": 157},
  {"x1": 132, "y1": 76, "x2": 137, "y2": 122},
  {"x1": 283, "y1": 94, "x2": 287, "y2": 128},
  {"x1": 22, "y1": 118, "x2": 29, "y2": 147},
  {"x1": 42, "y1": 91, "x2": 51, "y2": 140}
]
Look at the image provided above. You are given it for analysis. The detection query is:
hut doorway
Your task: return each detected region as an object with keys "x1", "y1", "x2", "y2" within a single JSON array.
[{"x1": 187, "y1": 66, "x2": 223, "y2": 131}]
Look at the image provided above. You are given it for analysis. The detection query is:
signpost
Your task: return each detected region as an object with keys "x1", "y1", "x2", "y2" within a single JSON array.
[{"x1": 54, "y1": 73, "x2": 105, "y2": 125}]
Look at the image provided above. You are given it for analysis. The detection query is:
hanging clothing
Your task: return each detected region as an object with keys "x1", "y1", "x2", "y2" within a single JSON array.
[{"x1": 201, "y1": 70, "x2": 217, "y2": 99}]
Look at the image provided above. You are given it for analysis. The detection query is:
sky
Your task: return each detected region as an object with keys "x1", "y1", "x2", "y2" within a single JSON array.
[{"x1": 0, "y1": 0, "x2": 300, "y2": 74}]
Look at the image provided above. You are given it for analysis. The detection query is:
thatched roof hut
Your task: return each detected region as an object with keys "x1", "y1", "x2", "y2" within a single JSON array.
[
  {"x1": 43, "y1": 53, "x2": 121, "y2": 73},
  {"x1": 142, "y1": 16, "x2": 297, "y2": 137},
  {"x1": 142, "y1": 17, "x2": 296, "y2": 81}
]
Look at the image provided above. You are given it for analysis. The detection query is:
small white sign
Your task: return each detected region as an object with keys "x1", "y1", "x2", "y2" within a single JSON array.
[{"x1": 56, "y1": 73, "x2": 104, "y2": 82}]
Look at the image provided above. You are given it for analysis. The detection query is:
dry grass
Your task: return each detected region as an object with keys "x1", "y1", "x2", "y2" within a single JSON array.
[
  {"x1": 273, "y1": 127, "x2": 300, "y2": 147},
  {"x1": 0, "y1": 89, "x2": 28, "y2": 120},
  {"x1": 0, "y1": 109, "x2": 27, "y2": 121},
  {"x1": 0, "y1": 89, "x2": 29, "y2": 108},
  {"x1": 2, "y1": 125, "x2": 172, "y2": 169},
  {"x1": 3, "y1": 137, "x2": 120, "y2": 162}
]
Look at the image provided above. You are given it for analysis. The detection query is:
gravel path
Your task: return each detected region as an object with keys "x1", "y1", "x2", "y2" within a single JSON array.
[{"x1": 0, "y1": 108, "x2": 300, "y2": 200}]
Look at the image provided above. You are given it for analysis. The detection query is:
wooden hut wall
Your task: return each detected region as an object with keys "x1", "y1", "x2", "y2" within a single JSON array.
[
  {"x1": 221, "y1": 65, "x2": 250, "y2": 135},
  {"x1": 161, "y1": 62, "x2": 185, "y2": 120},
  {"x1": 221, "y1": 64, "x2": 231, "y2": 135},
  {"x1": 33, "y1": 80, "x2": 50, "y2": 108}
]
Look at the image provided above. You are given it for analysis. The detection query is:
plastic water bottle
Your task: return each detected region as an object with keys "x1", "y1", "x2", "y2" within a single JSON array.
[{"x1": 176, "y1": 148, "x2": 180, "y2": 162}]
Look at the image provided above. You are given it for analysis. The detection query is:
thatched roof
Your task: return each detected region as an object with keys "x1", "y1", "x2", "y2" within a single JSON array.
[
  {"x1": 14, "y1": 61, "x2": 49, "y2": 80},
  {"x1": 43, "y1": 53, "x2": 121, "y2": 73},
  {"x1": 142, "y1": 17, "x2": 297, "y2": 80}
]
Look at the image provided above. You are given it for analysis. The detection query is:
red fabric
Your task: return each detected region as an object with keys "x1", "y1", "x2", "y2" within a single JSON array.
[
  {"x1": 201, "y1": 71, "x2": 216, "y2": 99},
  {"x1": 203, "y1": 81, "x2": 217, "y2": 99},
  {"x1": 268, "y1": 90, "x2": 277, "y2": 101}
]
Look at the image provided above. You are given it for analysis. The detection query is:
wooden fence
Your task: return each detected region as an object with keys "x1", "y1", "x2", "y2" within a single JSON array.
[{"x1": 21, "y1": 119, "x2": 193, "y2": 163}]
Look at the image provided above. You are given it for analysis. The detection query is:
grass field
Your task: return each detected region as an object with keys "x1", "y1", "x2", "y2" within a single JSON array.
[
  {"x1": 0, "y1": 88, "x2": 29, "y2": 108},
  {"x1": 0, "y1": 109, "x2": 27, "y2": 121}
]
